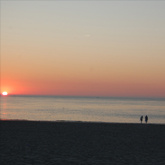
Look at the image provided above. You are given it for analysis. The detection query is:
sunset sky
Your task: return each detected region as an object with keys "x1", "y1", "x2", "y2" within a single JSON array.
[{"x1": 1, "y1": 1, "x2": 165, "y2": 97}]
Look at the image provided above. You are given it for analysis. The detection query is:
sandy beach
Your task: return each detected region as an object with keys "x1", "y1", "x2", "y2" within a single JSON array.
[{"x1": 0, "y1": 120, "x2": 165, "y2": 165}]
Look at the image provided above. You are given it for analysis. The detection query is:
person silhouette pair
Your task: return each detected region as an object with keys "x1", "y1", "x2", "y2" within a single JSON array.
[{"x1": 140, "y1": 115, "x2": 148, "y2": 124}]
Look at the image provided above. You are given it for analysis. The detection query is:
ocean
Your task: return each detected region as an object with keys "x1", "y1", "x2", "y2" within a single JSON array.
[{"x1": 1, "y1": 95, "x2": 165, "y2": 124}]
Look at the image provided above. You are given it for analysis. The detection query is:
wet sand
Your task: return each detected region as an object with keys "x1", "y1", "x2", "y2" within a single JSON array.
[{"x1": 0, "y1": 120, "x2": 165, "y2": 165}]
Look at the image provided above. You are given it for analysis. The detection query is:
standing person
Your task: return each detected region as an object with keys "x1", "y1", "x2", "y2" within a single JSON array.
[
  {"x1": 145, "y1": 115, "x2": 148, "y2": 124},
  {"x1": 140, "y1": 116, "x2": 143, "y2": 124}
]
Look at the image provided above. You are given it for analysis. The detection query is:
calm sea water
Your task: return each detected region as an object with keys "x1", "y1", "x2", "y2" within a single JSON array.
[{"x1": 0, "y1": 95, "x2": 165, "y2": 124}]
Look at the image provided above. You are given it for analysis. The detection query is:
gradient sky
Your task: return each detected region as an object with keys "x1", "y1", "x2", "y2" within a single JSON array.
[{"x1": 1, "y1": 1, "x2": 165, "y2": 97}]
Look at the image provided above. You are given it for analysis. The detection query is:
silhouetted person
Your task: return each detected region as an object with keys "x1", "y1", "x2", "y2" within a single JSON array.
[
  {"x1": 145, "y1": 115, "x2": 148, "y2": 124},
  {"x1": 140, "y1": 116, "x2": 143, "y2": 123}
]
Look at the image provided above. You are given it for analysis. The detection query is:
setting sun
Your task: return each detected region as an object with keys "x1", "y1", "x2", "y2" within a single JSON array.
[{"x1": 2, "y1": 92, "x2": 8, "y2": 96}]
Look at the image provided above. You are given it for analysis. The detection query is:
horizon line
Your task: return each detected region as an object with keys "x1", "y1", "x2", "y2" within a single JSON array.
[{"x1": 1, "y1": 94, "x2": 165, "y2": 100}]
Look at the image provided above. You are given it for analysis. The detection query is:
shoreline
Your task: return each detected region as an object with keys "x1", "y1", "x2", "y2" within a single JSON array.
[{"x1": 1, "y1": 119, "x2": 165, "y2": 125}]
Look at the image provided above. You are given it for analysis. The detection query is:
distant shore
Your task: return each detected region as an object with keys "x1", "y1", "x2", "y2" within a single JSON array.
[{"x1": 1, "y1": 120, "x2": 165, "y2": 165}]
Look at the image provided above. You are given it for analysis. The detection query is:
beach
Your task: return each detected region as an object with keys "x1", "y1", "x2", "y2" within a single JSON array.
[{"x1": 0, "y1": 120, "x2": 165, "y2": 165}]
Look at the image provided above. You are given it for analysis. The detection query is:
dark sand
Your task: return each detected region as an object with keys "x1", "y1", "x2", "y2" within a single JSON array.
[{"x1": 0, "y1": 120, "x2": 165, "y2": 165}]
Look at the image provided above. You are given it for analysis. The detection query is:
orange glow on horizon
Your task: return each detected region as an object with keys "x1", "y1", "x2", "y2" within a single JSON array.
[{"x1": 1, "y1": 79, "x2": 165, "y2": 98}]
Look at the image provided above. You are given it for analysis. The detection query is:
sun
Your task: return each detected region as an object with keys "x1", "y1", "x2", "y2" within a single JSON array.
[{"x1": 2, "y1": 91, "x2": 8, "y2": 96}]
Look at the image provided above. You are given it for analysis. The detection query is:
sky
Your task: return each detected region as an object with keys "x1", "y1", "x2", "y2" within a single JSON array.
[{"x1": 1, "y1": 0, "x2": 165, "y2": 97}]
